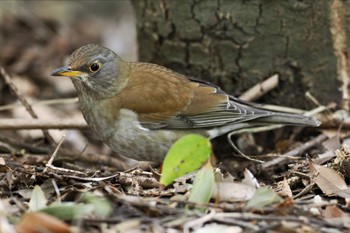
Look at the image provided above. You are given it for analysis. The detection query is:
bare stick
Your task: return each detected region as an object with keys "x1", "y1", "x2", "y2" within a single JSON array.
[
  {"x1": 0, "y1": 98, "x2": 78, "y2": 111},
  {"x1": 51, "y1": 179, "x2": 61, "y2": 203},
  {"x1": 239, "y1": 74, "x2": 279, "y2": 101},
  {"x1": 261, "y1": 134, "x2": 328, "y2": 169},
  {"x1": 44, "y1": 135, "x2": 87, "y2": 175},
  {"x1": 45, "y1": 135, "x2": 66, "y2": 171},
  {"x1": 305, "y1": 91, "x2": 322, "y2": 107},
  {"x1": 0, "y1": 118, "x2": 88, "y2": 129},
  {"x1": 0, "y1": 67, "x2": 55, "y2": 144}
]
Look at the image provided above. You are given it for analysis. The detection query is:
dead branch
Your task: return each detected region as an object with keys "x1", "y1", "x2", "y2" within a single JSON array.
[
  {"x1": 0, "y1": 98, "x2": 78, "y2": 111},
  {"x1": 261, "y1": 134, "x2": 328, "y2": 169},
  {"x1": 0, "y1": 67, "x2": 55, "y2": 144},
  {"x1": 44, "y1": 135, "x2": 66, "y2": 172},
  {"x1": 0, "y1": 118, "x2": 88, "y2": 129},
  {"x1": 239, "y1": 74, "x2": 279, "y2": 102}
]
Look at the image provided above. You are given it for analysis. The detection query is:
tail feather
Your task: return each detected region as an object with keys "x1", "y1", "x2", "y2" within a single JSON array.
[
  {"x1": 258, "y1": 112, "x2": 320, "y2": 127},
  {"x1": 230, "y1": 96, "x2": 321, "y2": 127}
]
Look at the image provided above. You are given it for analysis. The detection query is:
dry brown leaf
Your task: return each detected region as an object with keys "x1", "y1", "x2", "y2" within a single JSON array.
[
  {"x1": 309, "y1": 159, "x2": 350, "y2": 198},
  {"x1": 275, "y1": 197, "x2": 295, "y2": 215},
  {"x1": 314, "y1": 136, "x2": 340, "y2": 164},
  {"x1": 278, "y1": 177, "x2": 293, "y2": 198},
  {"x1": 323, "y1": 205, "x2": 350, "y2": 228},
  {"x1": 15, "y1": 212, "x2": 71, "y2": 233},
  {"x1": 323, "y1": 205, "x2": 344, "y2": 218}
]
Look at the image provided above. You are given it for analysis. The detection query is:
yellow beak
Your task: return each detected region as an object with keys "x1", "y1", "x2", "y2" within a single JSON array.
[{"x1": 51, "y1": 66, "x2": 85, "y2": 78}]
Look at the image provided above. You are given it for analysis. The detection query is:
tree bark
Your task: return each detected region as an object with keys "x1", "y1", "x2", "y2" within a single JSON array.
[{"x1": 133, "y1": 0, "x2": 347, "y2": 109}]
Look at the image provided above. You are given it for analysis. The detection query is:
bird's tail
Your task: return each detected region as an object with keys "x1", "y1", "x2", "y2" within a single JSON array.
[
  {"x1": 230, "y1": 97, "x2": 321, "y2": 127},
  {"x1": 258, "y1": 112, "x2": 320, "y2": 127}
]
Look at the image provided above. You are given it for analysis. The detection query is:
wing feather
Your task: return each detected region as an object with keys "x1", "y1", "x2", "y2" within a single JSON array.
[{"x1": 115, "y1": 62, "x2": 272, "y2": 129}]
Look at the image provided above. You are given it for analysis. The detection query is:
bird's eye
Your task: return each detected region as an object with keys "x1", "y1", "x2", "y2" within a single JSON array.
[{"x1": 89, "y1": 62, "x2": 100, "y2": 72}]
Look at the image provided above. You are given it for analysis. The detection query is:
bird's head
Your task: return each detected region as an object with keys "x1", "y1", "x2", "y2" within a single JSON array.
[{"x1": 51, "y1": 44, "x2": 128, "y2": 99}]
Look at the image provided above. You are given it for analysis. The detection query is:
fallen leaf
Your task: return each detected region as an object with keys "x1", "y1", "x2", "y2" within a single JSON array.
[
  {"x1": 275, "y1": 197, "x2": 294, "y2": 215},
  {"x1": 160, "y1": 134, "x2": 212, "y2": 187},
  {"x1": 0, "y1": 157, "x2": 5, "y2": 166},
  {"x1": 246, "y1": 187, "x2": 282, "y2": 208},
  {"x1": 188, "y1": 161, "x2": 215, "y2": 209},
  {"x1": 278, "y1": 177, "x2": 293, "y2": 198},
  {"x1": 242, "y1": 169, "x2": 259, "y2": 188},
  {"x1": 323, "y1": 205, "x2": 350, "y2": 228},
  {"x1": 15, "y1": 212, "x2": 70, "y2": 233},
  {"x1": 80, "y1": 193, "x2": 113, "y2": 218},
  {"x1": 212, "y1": 182, "x2": 256, "y2": 202},
  {"x1": 309, "y1": 159, "x2": 350, "y2": 198},
  {"x1": 40, "y1": 202, "x2": 94, "y2": 220},
  {"x1": 212, "y1": 169, "x2": 257, "y2": 202},
  {"x1": 323, "y1": 205, "x2": 344, "y2": 218},
  {"x1": 28, "y1": 185, "x2": 48, "y2": 212},
  {"x1": 314, "y1": 136, "x2": 340, "y2": 164}
]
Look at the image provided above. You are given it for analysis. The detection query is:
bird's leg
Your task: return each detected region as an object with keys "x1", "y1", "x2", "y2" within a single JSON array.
[
  {"x1": 227, "y1": 132, "x2": 264, "y2": 163},
  {"x1": 227, "y1": 125, "x2": 286, "y2": 163}
]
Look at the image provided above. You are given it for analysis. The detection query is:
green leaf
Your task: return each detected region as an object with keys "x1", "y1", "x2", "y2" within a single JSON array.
[
  {"x1": 187, "y1": 161, "x2": 215, "y2": 211},
  {"x1": 81, "y1": 193, "x2": 113, "y2": 218},
  {"x1": 160, "y1": 134, "x2": 212, "y2": 187},
  {"x1": 246, "y1": 187, "x2": 282, "y2": 208},
  {"x1": 28, "y1": 185, "x2": 48, "y2": 211},
  {"x1": 40, "y1": 202, "x2": 94, "y2": 220}
]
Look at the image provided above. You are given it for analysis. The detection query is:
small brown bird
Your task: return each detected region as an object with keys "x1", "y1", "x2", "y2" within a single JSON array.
[{"x1": 51, "y1": 44, "x2": 320, "y2": 161}]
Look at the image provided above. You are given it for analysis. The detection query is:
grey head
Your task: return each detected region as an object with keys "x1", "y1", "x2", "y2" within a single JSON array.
[{"x1": 51, "y1": 44, "x2": 126, "y2": 99}]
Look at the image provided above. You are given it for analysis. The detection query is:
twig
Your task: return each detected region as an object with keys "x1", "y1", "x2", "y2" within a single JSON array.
[
  {"x1": 0, "y1": 67, "x2": 55, "y2": 144},
  {"x1": 261, "y1": 134, "x2": 328, "y2": 169},
  {"x1": 251, "y1": 104, "x2": 305, "y2": 114},
  {"x1": 316, "y1": 109, "x2": 350, "y2": 128},
  {"x1": 213, "y1": 217, "x2": 259, "y2": 231},
  {"x1": 51, "y1": 179, "x2": 61, "y2": 203},
  {"x1": 239, "y1": 74, "x2": 279, "y2": 101},
  {"x1": 293, "y1": 183, "x2": 315, "y2": 199},
  {"x1": 0, "y1": 118, "x2": 87, "y2": 129},
  {"x1": 43, "y1": 135, "x2": 93, "y2": 176},
  {"x1": 0, "y1": 98, "x2": 78, "y2": 111},
  {"x1": 184, "y1": 210, "x2": 216, "y2": 233},
  {"x1": 212, "y1": 212, "x2": 307, "y2": 222},
  {"x1": 63, "y1": 172, "x2": 120, "y2": 182},
  {"x1": 45, "y1": 135, "x2": 66, "y2": 172},
  {"x1": 305, "y1": 91, "x2": 322, "y2": 108}
]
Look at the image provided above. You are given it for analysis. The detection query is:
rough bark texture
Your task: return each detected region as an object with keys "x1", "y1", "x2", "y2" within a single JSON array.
[{"x1": 133, "y1": 0, "x2": 346, "y2": 109}]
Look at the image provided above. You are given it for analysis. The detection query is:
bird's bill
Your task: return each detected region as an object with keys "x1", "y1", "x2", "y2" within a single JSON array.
[{"x1": 51, "y1": 66, "x2": 85, "y2": 78}]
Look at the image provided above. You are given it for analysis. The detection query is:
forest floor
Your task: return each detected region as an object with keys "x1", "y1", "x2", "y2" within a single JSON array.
[{"x1": 0, "y1": 2, "x2": 349, "y2": 233}]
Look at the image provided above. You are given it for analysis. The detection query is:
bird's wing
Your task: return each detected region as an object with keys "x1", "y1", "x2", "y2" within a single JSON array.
[
  {"x1": 171, "y1": 78, "x2": 272, "y2": 128},
  {"x1": 116, "y1": 63, "x2": 271, "y2": 129}
]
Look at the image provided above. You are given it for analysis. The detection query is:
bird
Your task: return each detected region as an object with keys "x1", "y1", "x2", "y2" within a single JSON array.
[{"x1": 51, "y1": 44, "x2": 320, "y2": 162}]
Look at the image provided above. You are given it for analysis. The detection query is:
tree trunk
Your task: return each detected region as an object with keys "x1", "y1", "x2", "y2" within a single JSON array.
[{"x1": 133, "y1": 0, "x2": 346, "y2": 109}]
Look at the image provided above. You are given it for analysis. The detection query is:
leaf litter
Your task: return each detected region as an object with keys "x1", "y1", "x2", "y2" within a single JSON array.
[{"x1": 0, "y1": 2, "x2": 349, "y2": 233}]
